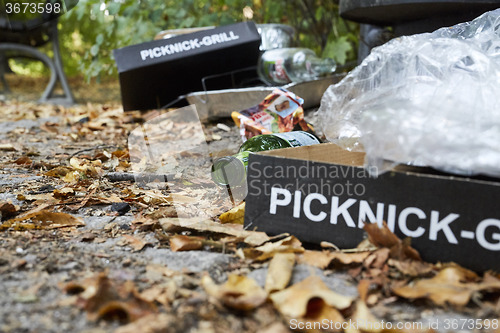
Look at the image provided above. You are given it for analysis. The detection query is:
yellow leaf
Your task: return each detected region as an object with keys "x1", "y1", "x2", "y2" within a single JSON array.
[
  {"x1": 63, "y1": 171, "x2": 83, "y2": 183},
  {"x1": 219, "y1": 202, "x2": 245, "y2": 225}
]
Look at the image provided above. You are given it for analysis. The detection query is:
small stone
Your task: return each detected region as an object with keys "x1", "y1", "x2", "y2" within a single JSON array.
[
  {"x1": 111, "y1": 202, "x2": 131, "y2": 215},
  {"x1": 217, "y1": 123, "x2": 231, "y2": 132}
]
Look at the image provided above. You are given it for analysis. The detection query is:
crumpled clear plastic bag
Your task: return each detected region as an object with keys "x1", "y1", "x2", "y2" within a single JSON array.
[{"x1": 318, "y1": 9, "x2": 500, "y2": 177}]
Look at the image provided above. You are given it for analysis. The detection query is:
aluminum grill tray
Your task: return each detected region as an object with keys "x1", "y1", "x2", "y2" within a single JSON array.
[{"x1": 186, "y1": 75, "x2": 344, "y2": 121}]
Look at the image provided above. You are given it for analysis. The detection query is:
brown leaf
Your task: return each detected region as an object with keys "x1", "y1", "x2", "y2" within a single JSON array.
[
  {"x1": 15, "y1": 156, "x2": 32, "y2": 165},
  {"x1": 270, "y1": 276, "x2": 354, "y2": 318},
  {"x1": 1, "y1": 210, "x2": 84, "y2": 231},
  {"x1": 296, "y1": 298, "x2": 345, "y2": 332},
  {"x1": 202, "y1": 274, "x2": 267, "y2": 311},
  {"x1": 391, "y1": 266, "x2": 499, "y2": 307},
  {"x1": 114, "y1": 313, "x2": 174, "y2": 333},
  {"x1": 244, "y1": 235, "x2": 304, "y2": 261},
  {"x1": 265, "y1": 253, "x2": 295, "y2": 293},
  {"x1": 70, "y1": 157, "x2": 103, "y2": 177},
  {"x1": 120, "y1": 235, "x2": 149, "y2": 252},
  {"x1": 345, "y1": 301, "x2": 382, "y2": 333},
  {"x1": 44, "y1": 166, "x2": 73, "y2": 178},
  {"x1": 83, "y1": 274, "x2": 157, "y2": 323},
  {"x1": 169, "y1": 235, "x2": 203, "y2": 252},
  {"x1": 364, "y1": 248, "x2": 390, "y2": 270},
  {"x1": 299, "y1": 250, "x2": 371, "y2": 269},
  {"x1": 160, "y1": 218, "x2": 269, "y2": 246},
  {"x1": 364, "y1": 222, "x2": 400, "y2": 248},
  {"x1": 364, "y1": 222, "x2": 421, "y2": 261},
  {"x1": 388, "y1": 259, "x2": 434, "y2": 277},
  {"x1": 53, "y1": 188, "x2": 75, "y2": 200},
  {"x1": 139, "y1": 285, "x2": 170, "y2": 306},
  {"x1": 0, "y1": 202, "x2": 17, "y2": 220}
]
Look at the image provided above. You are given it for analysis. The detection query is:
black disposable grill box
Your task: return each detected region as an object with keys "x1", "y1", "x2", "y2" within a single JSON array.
[{"x1": 113, "y1": 22, "x2": 262, "y2": 111}]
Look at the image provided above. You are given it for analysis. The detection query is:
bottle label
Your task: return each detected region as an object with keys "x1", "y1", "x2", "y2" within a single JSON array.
[
  {"x1": 273, "y1": 131, "x2": 320, "y2": 147},
  {"x1": 235, "y1": 151, "x2": 250, "y2": 169},
  {"x1": 273, "y1": 59, "x2": 291, "y2": 83},
  {"x1": 263, "y1": 58, "x2": 291, "y2": 85}
]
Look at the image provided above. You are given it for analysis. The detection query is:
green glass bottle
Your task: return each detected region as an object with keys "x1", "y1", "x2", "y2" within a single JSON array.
[{"x1": 211, "y1": 131, "x2": 321, "y2": 186}]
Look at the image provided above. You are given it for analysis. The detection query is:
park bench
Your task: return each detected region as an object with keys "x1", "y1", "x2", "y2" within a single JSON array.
[
  {"x1": 339, "y1": 0, "x2": 500, "y2": 61},
  {"x1": 0, "y1": 1, "x2": 74, "y2": 104}
]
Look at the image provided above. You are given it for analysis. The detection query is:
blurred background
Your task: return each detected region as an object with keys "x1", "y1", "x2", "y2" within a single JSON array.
[{"x1": 3, "y1": 0, "x2": 359, "y2": 102}]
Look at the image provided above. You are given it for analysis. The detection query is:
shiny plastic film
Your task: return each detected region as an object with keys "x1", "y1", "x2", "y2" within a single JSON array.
[
  {"x1": 318, "y1": 9, "x2": 500, "y2": 177},
  {"x1": 128, "y1": 105, "x2": 239, "y2": 226}
]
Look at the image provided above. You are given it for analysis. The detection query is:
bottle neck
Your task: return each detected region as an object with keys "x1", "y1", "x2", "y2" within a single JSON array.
[{"x1": 305, "y1": 56, "x2": 336, "y2": 76}]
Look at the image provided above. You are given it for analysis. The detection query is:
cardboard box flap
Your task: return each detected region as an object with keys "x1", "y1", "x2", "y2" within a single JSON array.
[{"x1": 259, "y1": 142, "x2": 366, "y2": 167}]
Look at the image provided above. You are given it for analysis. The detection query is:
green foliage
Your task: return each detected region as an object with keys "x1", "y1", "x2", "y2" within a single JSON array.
[{"x1": 54, "y1": 0, "x2": 358, "y2": 80}]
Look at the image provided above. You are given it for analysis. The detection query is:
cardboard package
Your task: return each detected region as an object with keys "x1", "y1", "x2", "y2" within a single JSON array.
[
  {"x1": 113, "y1": 22, "x2": 261, "y2": 111},
  {"x1": 244, "y1": 143, "x2": 500, "y2": 272}
]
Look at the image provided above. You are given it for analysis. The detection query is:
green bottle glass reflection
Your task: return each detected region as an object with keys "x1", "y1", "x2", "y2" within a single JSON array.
[{"x1": 211, "y1": 131, "x2": 321, "y2": 186}]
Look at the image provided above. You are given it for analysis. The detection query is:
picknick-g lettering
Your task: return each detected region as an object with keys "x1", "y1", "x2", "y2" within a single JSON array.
[
  {"x1": 140, "y1": 31, "x2": 240, "y2": 61},
  {"x1": 269, "y1": 187, "x2": 500, "y2": 252}
]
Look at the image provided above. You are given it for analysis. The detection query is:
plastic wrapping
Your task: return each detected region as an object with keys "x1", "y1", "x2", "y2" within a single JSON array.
[{"x1": 318, "y1": 9, "x2": 500, "y2": 177}]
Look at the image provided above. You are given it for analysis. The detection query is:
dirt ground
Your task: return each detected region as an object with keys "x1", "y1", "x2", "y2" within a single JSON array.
[{"x1": 1, "y1": 76, "x2": 499, "y2": 333}]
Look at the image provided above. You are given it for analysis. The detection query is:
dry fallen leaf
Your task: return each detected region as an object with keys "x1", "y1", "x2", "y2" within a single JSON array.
[
  {"x1": 1, "y1": 210, "x2": 84, "y2": 231},
  {"x1": 169, "y1": 235, "x2": 203, "y2": 252},
  {"x1": 0, "y1": 143, "x2": 16, "y2": 151},
  {"x1": 118, "y1": 235, "x2": 149, "y2": 252},
  {"x1": 114, "y1": 313, "x2": 174, "y2": 333},
  {"x1": 139, "y1": 285, "x2": 171, "y2": 307},
  {"x1": 160, "y1": 218, "x2": 269, "y2": 246},
  {"x1": 53, "y1": 188, "x2": 75, "y2": 200},
  {"x1": 298, "y1": 250, "x2": 371, "y2": 269},
  {"x1": 15, "y1": 156, "x2": 32, "y2": 165},
  {"x1": 76, "y1": 273, "x2": 158, "y2": 323},
  {"x1": 388, "y1": 259, "x2": 434, "y2": 277},
  {"x1": 364, "y1": 222, "x2": 421, "y2": 261},
  {"x1": 0, "y1": 202, "x2": 17, "y2": 220},
  {"x1": 364, "y1": 248, "x2": 390, "y2": 270},
  {"x1": 44, "y1": 166, "x2": 73, "y2": 178},
  {"x1": 202, "y1": 274, "x2": 267, "y2": 311},
  {"x1": 345, "y1": 300, "x2": 382, "y2": 333},
  {"x1": 219, "y1": 202, "x2": 245, "y2": 224},
  {"x1": 265, "y1": 253, "x2": 295, "y2": 293},
  {"x1": 392, "y1": 266, "x2": 500, "y2": 307},
  {"x1": 270, "y1": 275, "x2": 354, "y2": 318},
  {"x1": 245, "y1": 235, "x2": 304, "y2": 261}
]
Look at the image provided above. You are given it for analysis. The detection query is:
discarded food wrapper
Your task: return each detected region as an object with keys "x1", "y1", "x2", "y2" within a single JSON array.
[
  {"x1": 231, "y1": 88, "x2": 310, "y2": 142},
  {"x1": 318, "y1": 9, "x2": 500, "y2": 177}
]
